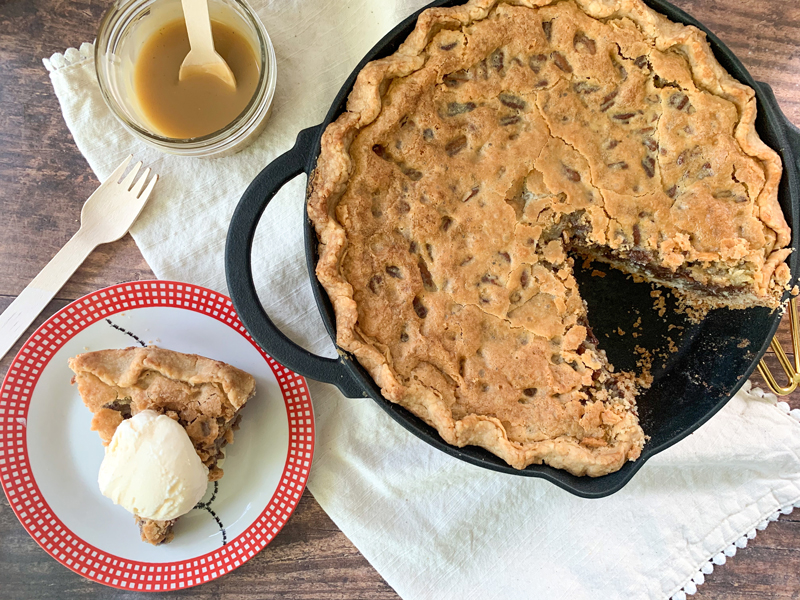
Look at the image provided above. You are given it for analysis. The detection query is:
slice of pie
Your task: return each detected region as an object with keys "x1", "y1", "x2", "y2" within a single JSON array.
[
  {"x1": 69, "y1": 346, "x2": 256, "y2": 544},
  {"x1": 307, "y1": 0, "x2": 791, "y2": 475}
]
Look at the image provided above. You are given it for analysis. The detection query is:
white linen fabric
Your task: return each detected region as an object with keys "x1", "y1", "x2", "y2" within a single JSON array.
[{"x1": 42, "y1": 2, "x2": 800, "y2": 598}]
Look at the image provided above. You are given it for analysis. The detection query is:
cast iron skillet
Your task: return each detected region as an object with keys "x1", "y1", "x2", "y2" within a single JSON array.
[{"x1": 226, "y1": 0, "x2": 800, "y2": 498}]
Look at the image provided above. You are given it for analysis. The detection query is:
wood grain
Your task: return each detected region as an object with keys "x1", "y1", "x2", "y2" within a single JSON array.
[{"x1": 0, "y1": 0, "x2": 799, "y2": 598}]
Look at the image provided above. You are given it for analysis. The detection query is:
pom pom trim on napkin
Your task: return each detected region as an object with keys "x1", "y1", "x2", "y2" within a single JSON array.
[
  {"x1": 43, "y1": 42, "x2": 94, "y2": 73},
  {"x1": 671, "y1": 502, "x2": 800, "y2": 599},
  {"x1": 669, "y1": 381, "x2": 800, "y2": 600}
]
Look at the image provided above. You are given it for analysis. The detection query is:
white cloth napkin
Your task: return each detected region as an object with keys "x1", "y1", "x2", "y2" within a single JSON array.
[{"x1": 42, "y1": 2, "x2": 800, "y2": 598}]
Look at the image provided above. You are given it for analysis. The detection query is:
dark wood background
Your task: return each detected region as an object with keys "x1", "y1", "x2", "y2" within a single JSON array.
[{"x1": 1, "y1": 0, "x2": 798, "y2": 598}]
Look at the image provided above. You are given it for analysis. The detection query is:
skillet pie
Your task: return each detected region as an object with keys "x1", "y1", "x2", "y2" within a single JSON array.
[
  {"x1": 307, "y1": 0, "x2": 791, "y2": 476},
  {"x1": 69, "y1": 347, "x2": 255, "y2": 543}
]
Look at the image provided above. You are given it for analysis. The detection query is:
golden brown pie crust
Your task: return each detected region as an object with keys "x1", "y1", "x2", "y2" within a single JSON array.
[
  {"x1": 69, "y1": 346, "x2": 255, "y2": 543},
  {"x1": 307, "y1": 0, "x2": 791, "y2": 476}
]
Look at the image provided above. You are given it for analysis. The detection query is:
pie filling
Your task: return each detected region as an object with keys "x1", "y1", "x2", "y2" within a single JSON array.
[
  {"x1": 308, "y1": 0, "x2": 790, "y2": 476},
  {"x1": 97, "y1": 382, "x2": 245, "y2": 481},
  {"x1": 70, "y1": 347, "x2": 255, "y2": 544}
]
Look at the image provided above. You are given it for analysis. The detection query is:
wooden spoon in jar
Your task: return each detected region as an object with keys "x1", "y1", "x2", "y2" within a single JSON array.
[{"x1": 179, "y1": 0, "x2": 236, "y2": 89}]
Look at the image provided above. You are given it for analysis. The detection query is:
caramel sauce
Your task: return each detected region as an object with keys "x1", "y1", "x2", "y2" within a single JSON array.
[{"x1": 133, "y1": 19, "x2": 259, "y2": 139}]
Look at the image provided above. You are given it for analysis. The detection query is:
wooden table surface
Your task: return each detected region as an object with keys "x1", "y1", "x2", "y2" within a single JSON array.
[{"x1": 1, "y1": 0, "x2": 799, "y2": 598}]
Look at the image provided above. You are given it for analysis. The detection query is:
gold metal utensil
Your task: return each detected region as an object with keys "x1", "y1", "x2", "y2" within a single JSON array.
[{"x1": 758, "y1": 297, "x2": 800, "y2": 395}]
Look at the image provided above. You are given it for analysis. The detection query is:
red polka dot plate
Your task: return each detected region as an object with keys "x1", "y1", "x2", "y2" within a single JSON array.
[{"x1": 0, "y1": 280, "x2": 315, "y2": 590}]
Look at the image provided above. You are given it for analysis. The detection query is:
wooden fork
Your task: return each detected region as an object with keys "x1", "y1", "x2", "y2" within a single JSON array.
[{"x1": 0, "y1": 156, "x2": 158, "y2": 362}]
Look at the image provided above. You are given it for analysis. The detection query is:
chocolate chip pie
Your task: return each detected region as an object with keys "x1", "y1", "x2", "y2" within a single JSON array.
[
  {"x1": 69, "y1": 347, "x2": 255, "y2": 543},
  {"x1": 308, "y1": 0, "x2": 791, "y2": 475}
]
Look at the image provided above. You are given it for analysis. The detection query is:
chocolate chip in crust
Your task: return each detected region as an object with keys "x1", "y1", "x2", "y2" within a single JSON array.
[
  {"x1": 600, "y1": 90, "x2": 618, "y2": 112},
  {"x1": 529, "y1": 53, "x2": 547, "y2": 73},
  {"x1": 462, "y1": 187, "x2": 480, "y2": 202},
  {"x1": 633, "y1": 224, "x2": 642, "y2": 246},
  {"x1": 103, "y1": 399, "x2": 132, "y2": 419},
  {"x1": 614, "y1": 59, "x2": 628, "y2": 81},
  {"x1": 412, "y1": 296, "x2": 428, "y2": 319},
  {"x1": 562, "y1": 164, "x2": 581, "y2": 182},
  {"x1": 445, "y1": 135, "x2": 468, "y2": 156},
  {"x1": 400, "y1": 165, "x2": 423, "y2": 181},
  {"x1": 372, "y1": 144, "x2": 387, "y2": 159},
  {"x1": 368, "y1": 274, "x2": 383, "y2": 294},
  {"x1": 445, "y1": 101, "x2": 476, "y2": 116},
  {"x1": 418, "y1": 257, "x2": 437, "y2": 292},
  {"x1": 573, "y1": 32, "x2": 596, "y2": 55},
  {"x1": 489, "y1": 49, "x2": 505, "y2": 72},
  {"x1": 551, "y1": 51, "x2": 573, "y2": 73},
  {"x1": 541, "y1": 20, "x2": 553, "y2": 41},
  {"x1": 573, "y1": 81, "x2": 600, "y2": 95},
  {"x1": 668, "y1": 92, "x2": 690, "y2": 111},
  {"x1": 386, "y1": 265, "x2": 403, "y2": 279},
  {"x1": 443, "y1": 70, "x2": 471, "y2": 88},
  {"x1": 499, "y1": 93, "x2": 526, "y2": 110},
  {"x1": 641, "y1": 157, "x2": 656, "y2": 178},
  {"x1": 612, "y1": 112, "x2": 637, "y2": 123}
]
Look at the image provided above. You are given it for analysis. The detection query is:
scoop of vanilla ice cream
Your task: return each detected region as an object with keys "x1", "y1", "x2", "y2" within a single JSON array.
[{"x1": 98, "y1": 410, "x2": 209, "y2": 521}]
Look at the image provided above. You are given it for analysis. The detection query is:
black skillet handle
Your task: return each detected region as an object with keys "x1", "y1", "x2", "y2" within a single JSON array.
[
  {"x1": 755, "y1": 82, "x2": 800, "y2": 279},
  {"x1": 226, "y1": 125, "x2": 366, "y2": 398},
  {"x1": 755, "y1": 81, "x2": 800, "y2": 174},
  {"x1": 782, "y1": 114, "x2": 800, "y2": 175},
  {"x1": 782, "y1": 112, "x2": 800, "y2": 159}
]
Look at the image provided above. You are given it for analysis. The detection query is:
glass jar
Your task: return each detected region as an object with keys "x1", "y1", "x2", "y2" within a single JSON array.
[{"x1": 95, "y1": 0, "x2": 276, "y2": 158}]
